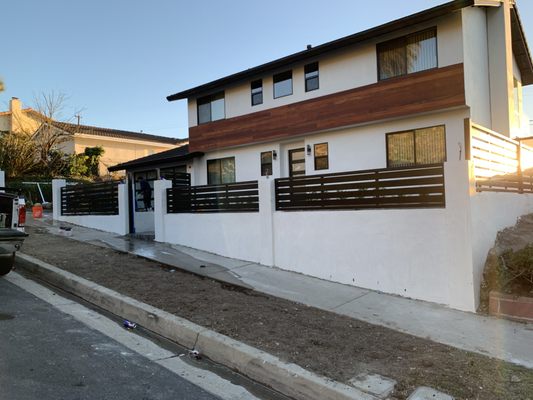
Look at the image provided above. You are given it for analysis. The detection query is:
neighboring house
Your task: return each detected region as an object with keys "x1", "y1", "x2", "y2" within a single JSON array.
[{"x1": 0, "y1": 97, "x2": 186, "y2": 176}]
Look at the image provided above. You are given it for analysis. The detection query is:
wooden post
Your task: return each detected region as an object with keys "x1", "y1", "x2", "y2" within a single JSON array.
[
  {"x1": 463, "y1": 118, "x2": 471, "y2": 161},
  {"x1": 517, "y1": 141, "x2": 524, "y2": 193}
]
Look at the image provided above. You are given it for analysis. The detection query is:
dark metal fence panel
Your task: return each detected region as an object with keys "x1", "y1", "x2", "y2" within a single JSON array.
[
  {"x1": 162, "y1": 171, "x2": 191, "y2": 188},
  {"x1": 476, "y1": 172, "x2": 533, "y2": 193},
  {"x1": 275, "y1": 164, "x2": 445, "y2": 211},
  {"x1": 167, "y1": 181, "x2": 259, "y2": 213},
  {"x1": 61, "y1": 181, "x2": 120, "y2": 216},
  {"x1": 171, "y1": 172, "x2": 191, "y2": 188}
]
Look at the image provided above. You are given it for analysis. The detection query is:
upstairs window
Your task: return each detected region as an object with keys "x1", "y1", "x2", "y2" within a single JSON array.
[
  {"x1": 386, "y1": 125, "x2": 446, "y2": 168},
  {"x1": 377, "y1": 28, "x2": 437, "y2": 81},
  {"x1": 305, "y1": 62, "x2": 319, "y2": 92},
  {"x1": 251, "y1": 79, "x2": 263, "y2": 106},
  {"x1": 197, "y1": 92, "x2": 225, "y2": 124},
  {"x1": 260, "y1": 151, "x2": 273, "y2": 176},
  {"x1": 273, "y1": 71, "x2": 293, "y2": 98},
  {"x1": 207, "y1": 157, "x2": 235, "y2": 185}
]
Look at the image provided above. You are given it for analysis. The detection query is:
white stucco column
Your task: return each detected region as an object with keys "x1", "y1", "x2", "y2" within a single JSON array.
[
  {"x1": 443, "y1": 160, "x2": 476, "y2": 312},
  {"x1": 154, "y1": 180, "x2": 172, "y2": 243},
  {"x1": 487, "y1": 0, "x2": 514, "y2": 135},
  {"x1": 0, "y1": 170, "x2": 5, "y2": 189},
  {"x1": 117, "y1": 183, "x2": 129, "y2": 236},
  {"x1": 258, "y1": 177, "x2": 275, "y2": 266},
  {"x1": 52, "y1": 179, "x2": 67, "y2": 221}
]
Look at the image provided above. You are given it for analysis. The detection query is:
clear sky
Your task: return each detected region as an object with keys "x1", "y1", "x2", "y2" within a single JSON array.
[{"x1": 2, "y1": 0, "x2": 533, "y2": 139}]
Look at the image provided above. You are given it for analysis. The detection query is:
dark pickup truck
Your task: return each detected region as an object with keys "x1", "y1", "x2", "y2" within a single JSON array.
[{"x1": 0, "y1": 189, "x2": 28, "y2": 275}]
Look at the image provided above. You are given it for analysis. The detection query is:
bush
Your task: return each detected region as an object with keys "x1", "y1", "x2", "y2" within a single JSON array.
[
  {"x1": 501, "y1": 246, "x2": 533, "y2": 291},
  {"x1": 482, "y1": 245, "x2": 533, "y2": 299}
]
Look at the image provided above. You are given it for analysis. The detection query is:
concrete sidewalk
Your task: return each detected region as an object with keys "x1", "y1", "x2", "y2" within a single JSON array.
[{"x1": 29, "y1": 215, "x2": 533, "y2": 369}]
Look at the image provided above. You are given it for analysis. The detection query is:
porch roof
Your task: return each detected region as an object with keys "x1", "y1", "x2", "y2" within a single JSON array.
[{"x1": 107, "y1": 145, "x2": 203, "y2": 172}]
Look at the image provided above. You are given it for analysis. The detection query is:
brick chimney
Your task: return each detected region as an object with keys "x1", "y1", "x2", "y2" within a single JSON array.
[{"x1": 9, "y1": 97, "x2": 21, "y2": 113}]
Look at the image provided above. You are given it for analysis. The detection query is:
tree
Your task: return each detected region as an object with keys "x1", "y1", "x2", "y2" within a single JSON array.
[{"x1": 84, "y1": 146, "x2": 105, "y2": 177}]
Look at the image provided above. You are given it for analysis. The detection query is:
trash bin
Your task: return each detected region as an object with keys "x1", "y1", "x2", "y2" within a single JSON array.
[{"x1": 32, "y1": 203, "x2": 43, "y2": 219}]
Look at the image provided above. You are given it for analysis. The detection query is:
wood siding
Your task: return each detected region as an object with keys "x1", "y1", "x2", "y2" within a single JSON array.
[{"x1": 189, "y1": 63, "x2": 466, "y2": 152}]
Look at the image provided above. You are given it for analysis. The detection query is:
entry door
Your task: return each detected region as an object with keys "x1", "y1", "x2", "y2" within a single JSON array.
[{"x1": 288, "y1": 148, "x2": 306, "y2": 177}]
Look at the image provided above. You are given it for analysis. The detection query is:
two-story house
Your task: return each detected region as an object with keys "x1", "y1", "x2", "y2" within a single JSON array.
[
  {"x1": 160, "y1": 0, "x2": 533, "y2": 311},
  {"x1": 168, "y1": 0, "x2": 531, "y2": 186}
]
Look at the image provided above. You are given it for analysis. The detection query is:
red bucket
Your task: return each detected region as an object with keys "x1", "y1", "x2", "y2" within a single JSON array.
[{"x1": 32, "y1": 204, "x2": 43, "y2": 219}]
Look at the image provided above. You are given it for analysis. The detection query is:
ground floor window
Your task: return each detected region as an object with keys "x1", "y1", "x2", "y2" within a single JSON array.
[
  {"x1": 314, "y1": 143, "x2": 328, "y2": 170},
  {"x1": 386, "y1": 125, "x2": 446, "y2": 168},
  {"x1": 134, "y1": 170, "x2": 157, "y2": 211},
  {"x1": 207, "y1": 157, "x2": 235, "y2": 185}
]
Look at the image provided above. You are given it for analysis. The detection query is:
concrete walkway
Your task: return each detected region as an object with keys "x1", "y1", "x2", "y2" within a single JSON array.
[{"x1": 29, "y1": 215, "x2": 533, "y2": 369}]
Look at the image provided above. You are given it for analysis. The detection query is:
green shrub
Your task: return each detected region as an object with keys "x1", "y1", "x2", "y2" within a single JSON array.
[{"x1": 483, "y1": 245, "x2": 533, "y2": 299}]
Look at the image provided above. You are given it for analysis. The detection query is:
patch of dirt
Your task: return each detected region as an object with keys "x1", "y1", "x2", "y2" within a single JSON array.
[
  {"x1": 19, "y1": 226, "x2": 533, "y2": 400},
  {"x1": 480, "y1": 214, "x2": 533, "y2": 312}
]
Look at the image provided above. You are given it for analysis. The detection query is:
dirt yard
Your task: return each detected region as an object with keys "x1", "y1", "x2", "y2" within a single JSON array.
[{"x1": 19, "y1": 226, "x2": 533, "y2": 400}]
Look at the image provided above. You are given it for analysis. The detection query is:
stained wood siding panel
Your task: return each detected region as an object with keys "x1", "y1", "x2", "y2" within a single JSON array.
[{"x1": 189, "y1": 64, "x2": 466, "y2": 152}]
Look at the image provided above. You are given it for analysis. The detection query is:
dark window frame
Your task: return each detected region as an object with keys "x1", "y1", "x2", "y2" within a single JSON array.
[
  {"x1": 273, "y1": 70, "x2": 293, "y2": 99},
  {"x1": 197, "y1": 91, "x2": 225, "y2": 124},
  {"x1": 304, "y1": 62, "x2": 319, "y2": 92},
  {"x1": 313, "y1": 142, "x2": 329, "y2": 170},
  {"x1": 260, "y1": 151, "x2": 273, "y2": 176},
  {"x1": 251, "y1": 79, "x2": 263, "y2": 106},
  {"x1": 377, "y1": 28, "x2": 438, "y2": 82},
  {"x1": 207, "y1": 157, "x2": 236, "y2": 185},
  {"x1": 385, "y1": 125, "x2": 447, "y2": 168}
]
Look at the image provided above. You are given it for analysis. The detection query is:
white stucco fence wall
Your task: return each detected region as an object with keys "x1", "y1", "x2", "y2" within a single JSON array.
[
  {"x1": 153, "y1": 162, "x2": 480, "y2": 311},
  {"x1": 154, "y1": 179, "x2": 268, "y2": 264},
  {"x1": 134, "y1": 211, "x2": 154, "y2": 233},
  {"x1": 272, "y1": 161, "x2": 476, "y2": 311},
  {"x1": 52, "y1": 179, "x2": 129, "y2": 236}
]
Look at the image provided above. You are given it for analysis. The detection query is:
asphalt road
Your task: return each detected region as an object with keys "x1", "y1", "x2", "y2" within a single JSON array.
[{"x1": 0, "y1": 275, "x2": 262, "y2": 400}]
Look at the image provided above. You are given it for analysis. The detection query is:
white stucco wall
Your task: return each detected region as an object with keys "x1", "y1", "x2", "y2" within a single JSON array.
[
  {"x1": 161, "y1": 213, "x2": 263, "y2": 263},
  {"x1": 193, "y1": 109, "x2": 468, "y2": 183},
  {"x1": 187, "y1": 13, "x2": 463, "y2": 127},
  {"x1": 134, "y1": 211, "x2": 154, "y2": 233},
  {"x1": 462, "y1": 6, "x2": 492, "y2": 128}
]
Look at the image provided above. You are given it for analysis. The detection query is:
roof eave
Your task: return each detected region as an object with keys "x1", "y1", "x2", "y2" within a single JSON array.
[
  {"x1": 108, "y1": 151, "x2": 203, "y2": 172},
  {"x1": 510, "y1": 5, "x2": 533, "y2": 85},
  {"x1": 166, "y1": 0, "x2": 474, "y2": 101}
]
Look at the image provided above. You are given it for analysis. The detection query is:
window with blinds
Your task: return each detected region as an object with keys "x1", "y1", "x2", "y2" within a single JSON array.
[
  {"x1": 386, "y1": 125, "x2": 446, "y2": 168},
  {"x1": 377, "y1": 28, "x2": 437, "y2": 80}
]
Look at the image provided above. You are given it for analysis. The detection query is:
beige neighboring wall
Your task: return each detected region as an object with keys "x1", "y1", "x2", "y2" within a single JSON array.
[{"x1": 72, "y1": 134, "x2": 177, "y2": 175}]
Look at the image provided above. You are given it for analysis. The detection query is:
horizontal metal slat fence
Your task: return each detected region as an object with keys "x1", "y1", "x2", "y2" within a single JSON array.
[
  {"x1": 61, "y1": 181, "x2": 120, "y2": 216},
  {"x1": 275, "y1": 164, "x2": 445, "y2": 211},
  {"x1": 167, "y1": 172, "x2": 191, "y2": 188},
  {"x1": 167, "y1": 180, "x2": 259, "y2": 213}
]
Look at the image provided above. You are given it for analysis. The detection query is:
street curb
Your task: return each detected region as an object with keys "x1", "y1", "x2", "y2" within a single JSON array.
[{"x1": 16, "y1": 253, "x2": 378, "y2": 400}]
